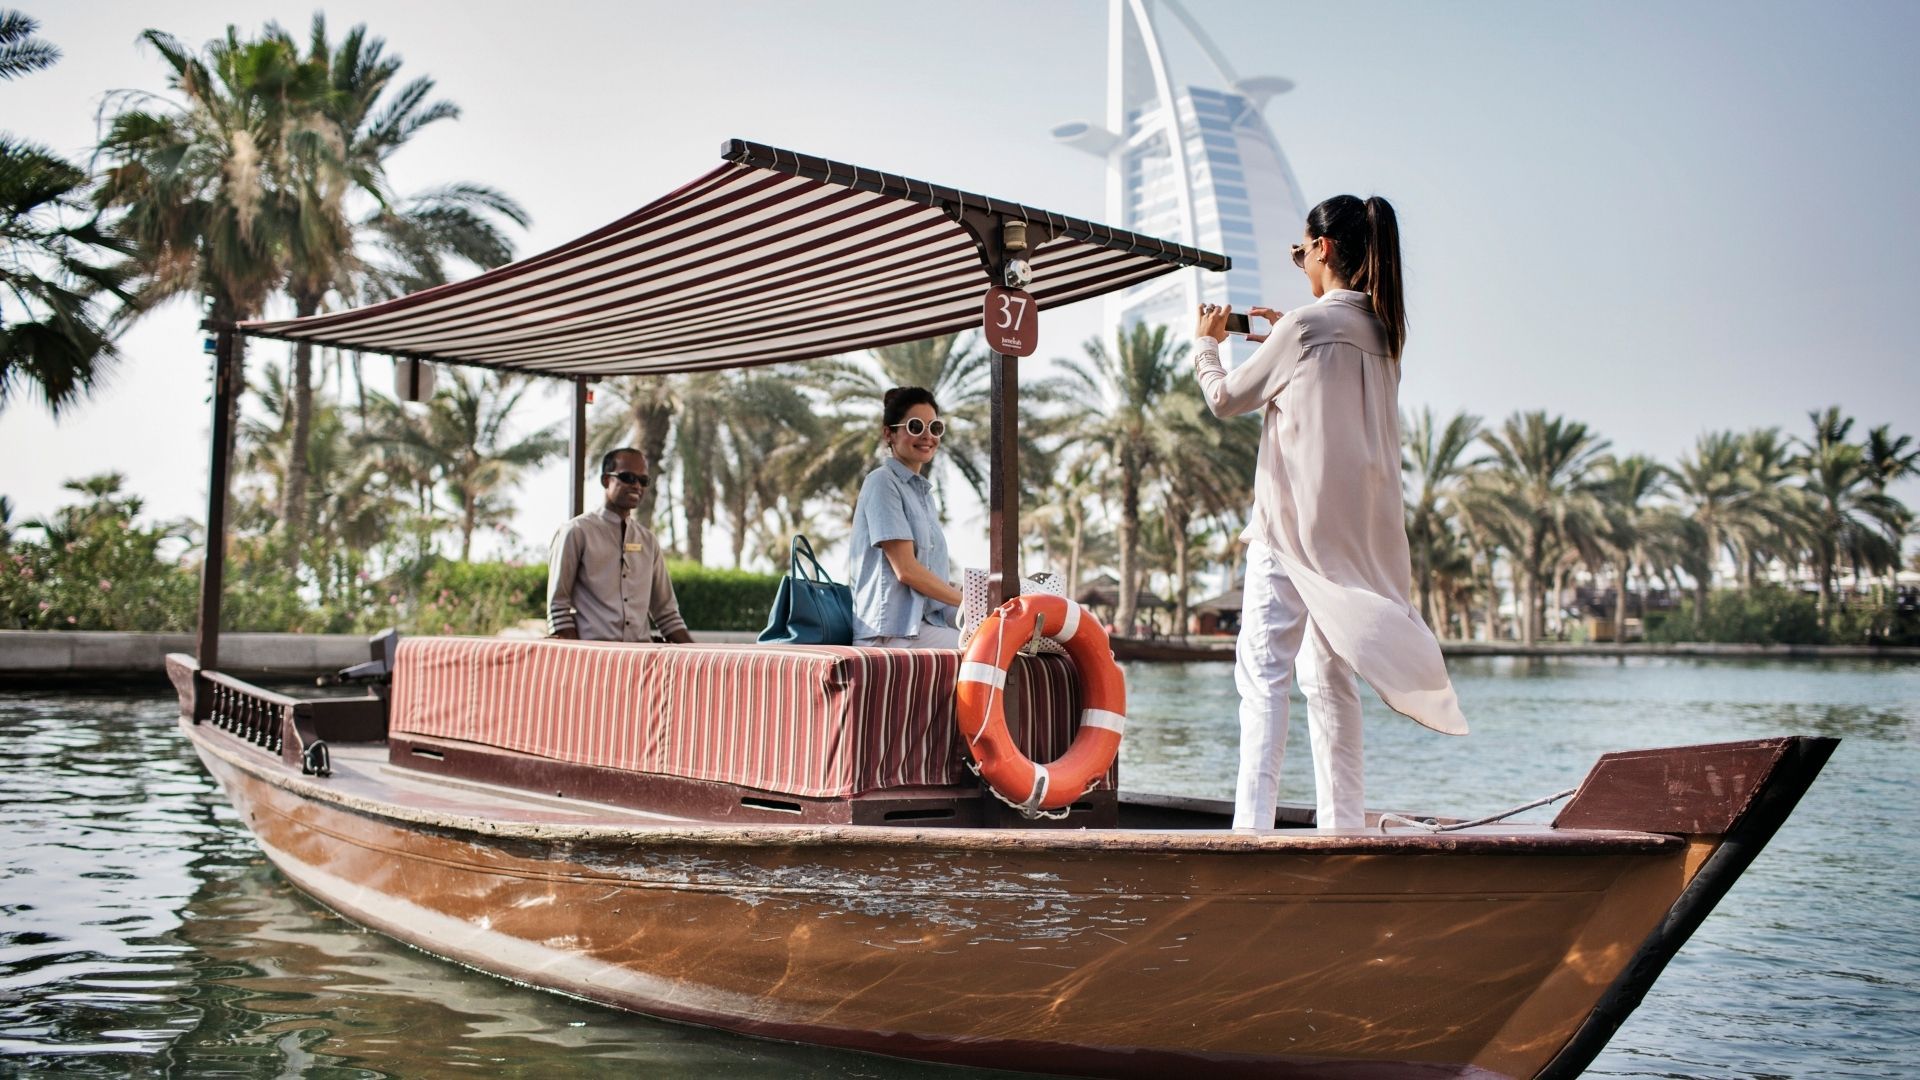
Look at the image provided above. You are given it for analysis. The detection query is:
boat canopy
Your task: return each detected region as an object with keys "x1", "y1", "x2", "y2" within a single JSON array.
[{"x1": 235, "y1": 138, "x2": 1231, "y2": 377}]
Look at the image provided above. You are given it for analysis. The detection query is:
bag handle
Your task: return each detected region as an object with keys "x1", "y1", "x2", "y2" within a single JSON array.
[{"x1": 789, "y1": 534, "x2": 834, "y2": 584}]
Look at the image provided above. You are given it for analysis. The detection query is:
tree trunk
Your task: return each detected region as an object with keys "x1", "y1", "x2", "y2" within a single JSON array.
[
  {"x1": 1816, "y1": 552, "x2": 1834, "y2": 630},
  {"x1": 1414, "y1": 515, "x2": 1435, "y2": 627},
  {"x1": 1115, "y1": 461, "x2": 1141, "y2": 635},
  {"x1": 1518, "y1": 546, "x2": 1539, "y2": 646},
  {"x1": 629, "y1": 378, "x2": 675, "y2": 526},
  {"x1": 460, "y1": 500, "x2": 476, "y2": 563},
  {"x1": 1613, "y1": 557, "x2": 1630, "y2": 644},
  {"x1": 1483, "y1": 548, "x2": 1502, "y2": 641},
  {"x1": 1549, "y1": 560, "x2": 1568, "y2": 641},
  {"x1": 1692, "y1": 524, "x2": 1716, "y2": 632},
  {"x1": 726, "y1": 487, "x2": 749, "y2": 570},
  {"x1": 1170, "y1": 503, "x2": 1192, "y2": 640},
  {"x1": 1066, "y1": 505, "x2": 1084, "y2": 602},
  {"x1": 281, "y1": 295, "x2": 320, "y2": 566}
]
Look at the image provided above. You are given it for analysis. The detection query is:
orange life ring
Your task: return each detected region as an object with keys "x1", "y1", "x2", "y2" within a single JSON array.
[{"x1": 954, "y1": 593, "x2": 1126, "y2": 814}]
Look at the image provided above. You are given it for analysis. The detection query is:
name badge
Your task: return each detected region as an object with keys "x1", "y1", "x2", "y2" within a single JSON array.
[{"x1": 624, "y1": 543, "x2": 646, "y2": 552}]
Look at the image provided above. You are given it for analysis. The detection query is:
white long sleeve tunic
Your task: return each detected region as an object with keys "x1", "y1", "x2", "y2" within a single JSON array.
[{"x1": 1194, "y1": 289, "x2": 1467, "y2": 735}]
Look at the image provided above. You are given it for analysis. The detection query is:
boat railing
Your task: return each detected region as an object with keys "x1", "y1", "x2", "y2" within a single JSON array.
[
  {"x1": 201, "y1": 669, "x2": 300, "y2": 754},
  {"x1": 166, "y1": 653, "x2": 389, "y2": 777}
]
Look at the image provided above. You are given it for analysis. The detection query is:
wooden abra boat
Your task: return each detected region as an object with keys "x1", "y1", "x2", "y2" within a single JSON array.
[{"x1": 171, "y1": 142, "x2": 1836, "y2": 1078}]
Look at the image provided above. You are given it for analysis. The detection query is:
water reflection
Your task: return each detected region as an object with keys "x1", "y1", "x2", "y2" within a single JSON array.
[
  {"x1": 161, "y1": 860, "x2": 1005, "y2": 1077},
  {"x1": 2, "y1": 658, "x2": 1915, "y2": 1078}
]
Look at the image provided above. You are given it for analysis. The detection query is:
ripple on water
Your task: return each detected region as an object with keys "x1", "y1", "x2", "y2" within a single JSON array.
[{"x1": 1, "y1": 662, "x2": 1915, "y2": 1077}]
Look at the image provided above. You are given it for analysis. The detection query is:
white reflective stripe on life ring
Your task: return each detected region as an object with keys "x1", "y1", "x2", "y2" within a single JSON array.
[
  {"x1": 958, "y1": 661, "x2": 1008, "y2": 690},
  {"x1": 1054, "y1": 599, "x2": 1082, "y2": 643},
  {"x1": 1081, "y1": 708, "x2": 1126, "y2": 735},
  {"x1": 1027, "y1": 760, "x2": 1050, "y2": 809}
]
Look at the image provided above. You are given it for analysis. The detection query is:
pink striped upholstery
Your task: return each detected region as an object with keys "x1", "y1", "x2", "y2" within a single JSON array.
[{"x1": 390, "y1": 637, "x2": 1108, "y2": 798}]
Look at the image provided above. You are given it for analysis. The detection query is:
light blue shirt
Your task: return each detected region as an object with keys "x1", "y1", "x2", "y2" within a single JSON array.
[{"x1": 848, "y1": 457, "x2": 955, "y2": 640}]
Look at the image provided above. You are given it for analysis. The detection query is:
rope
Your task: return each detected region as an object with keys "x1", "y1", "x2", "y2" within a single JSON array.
[
  {"x1": 970, "y1": 605, "x2": 1071, "y2": 820},
  {"x1": 968, "y1": 614, "x2": 1007, "y2": 750},
  {"x1": 1376, "y1": 787, "x2": 1577, "y2": 833}
]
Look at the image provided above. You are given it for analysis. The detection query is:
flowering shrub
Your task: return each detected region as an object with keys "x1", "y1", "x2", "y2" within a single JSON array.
[{"x1": 0, "y1": 483, "x2": 197, "y2": 631}]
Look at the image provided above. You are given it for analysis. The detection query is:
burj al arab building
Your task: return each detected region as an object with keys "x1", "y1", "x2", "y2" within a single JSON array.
[{"x1": 1053, "y1": 0, "x2": 1312, "y2": 336}]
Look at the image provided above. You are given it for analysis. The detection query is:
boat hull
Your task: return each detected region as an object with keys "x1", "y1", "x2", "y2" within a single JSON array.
[{"x1": 188, "y1": 719, "x2": 1725, "y2": 1079}]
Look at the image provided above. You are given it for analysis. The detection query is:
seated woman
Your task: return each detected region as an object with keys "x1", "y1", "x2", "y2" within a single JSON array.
[{"x1": 848, "y1": 386, "x2": 963, "y2": 648}]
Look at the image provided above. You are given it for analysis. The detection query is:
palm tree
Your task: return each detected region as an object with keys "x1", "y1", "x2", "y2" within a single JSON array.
[
  {"x1": 710, "y1": 373, "x2": 818, "y2": 568},
  {"x1": 96, "y1": 24, "x2": 324, "y2": 450},
  {"x1": 0, "y1": 11, "x2": 132, "y2": 415},
  {"x1": 278, "y1": 16, "x2": 527, "y2": 556},
  {"x1": 805, "y1": 333, "x2": 992, "y2": 518},
  {"x1": 1863, "y1": 424, "x2": 1918, "y2": 592},
  {"x1": 1670, "y1": 430, "x2": 1761, "y2": 630},
  {"x1": 1794, "y1": 407, "x2": 1905, "y2": 624},
  {"x1": 369, "y1": 370, "x2": 563, "y2": 562},
  {"x1": 1403, "y1": 407, "x2": 1484, "y2": 629},
  {"x1": 1153, "y1": 380, "x2": 1257, "y2": 637},
  {"x1": 1046, "y1": 323, "x2": 1185, "y2": 635},
  {"x1": 1476, "y1": 411, "x2": 1609, "y2": 643},
  {"x1": 1592, "y1": 454, "x2": 1672, "y2": 644},
  {"x1": 1731, "y1": 427, "x2": 1807, "y2": 588}
]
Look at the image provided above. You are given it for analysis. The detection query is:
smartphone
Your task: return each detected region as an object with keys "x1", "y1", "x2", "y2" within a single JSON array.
[{"x1": 1224, "y1": 312, "x2": 1251, "y2": 336}]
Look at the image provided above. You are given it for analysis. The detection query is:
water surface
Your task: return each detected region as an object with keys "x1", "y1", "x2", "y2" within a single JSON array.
[{"x1": 1, "y1": 656, "x2": 1914, "y2": 1077}]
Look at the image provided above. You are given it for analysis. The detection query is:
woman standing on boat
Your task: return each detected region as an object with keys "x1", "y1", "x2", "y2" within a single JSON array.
[
  {"x1": 848, "y1": 387, "x2": 963, "y2": 648},
  {"x1": 1192, "y1": 194, "x2": 1466, "y2": 831}
]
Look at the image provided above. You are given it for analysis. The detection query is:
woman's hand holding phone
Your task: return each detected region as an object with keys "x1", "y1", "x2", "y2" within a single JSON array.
[
  {"x1": 1195, "y1": 303, "x2": 1231, "y2": 341},
  {"x1": 1246, "y1": 306, "x2": 1284, "y2": 344},
  {"x1": 1198, "y1": 303, "x2": 1284, "y2": 344}
]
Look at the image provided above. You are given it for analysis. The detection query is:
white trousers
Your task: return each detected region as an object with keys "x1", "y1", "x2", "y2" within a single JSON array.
[{"x1": 1233, "y1": 541, "x2": 1366, "y2": 829}]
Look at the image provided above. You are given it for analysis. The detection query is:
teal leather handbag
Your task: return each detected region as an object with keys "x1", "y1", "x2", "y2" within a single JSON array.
[{"x1": 757, "y1": 535, "x2": 855, "y2": 645}]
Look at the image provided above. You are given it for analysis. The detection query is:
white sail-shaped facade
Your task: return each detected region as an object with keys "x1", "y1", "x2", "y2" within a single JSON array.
[{"x1": 1054, "y1": 0, "x2": 1312, "y2": 340}]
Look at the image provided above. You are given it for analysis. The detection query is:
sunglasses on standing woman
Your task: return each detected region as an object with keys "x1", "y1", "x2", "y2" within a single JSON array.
[{"x1": 886, "y1": 417, "x2": 946, "y2": 439}]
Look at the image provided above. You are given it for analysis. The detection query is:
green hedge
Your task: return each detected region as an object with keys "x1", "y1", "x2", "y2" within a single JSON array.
[
  {"x1": 666, "y1": 560, "x2": 780, "y2": 632},
  {"x1": 1646, "y1": 586, "x2": 1920, "y2": 647},
  {"x1": 408, "y1": 559, "x2": 780, "y2": 635}
]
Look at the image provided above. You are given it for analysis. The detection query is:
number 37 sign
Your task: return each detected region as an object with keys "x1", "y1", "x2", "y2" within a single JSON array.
[{"x1": 982, "y1": 286, "x2": 1038, "y2": 357}]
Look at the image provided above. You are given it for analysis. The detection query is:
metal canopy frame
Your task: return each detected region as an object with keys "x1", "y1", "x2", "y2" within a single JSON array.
[{"x1": 196, "y1": 139, "x2": 1228, "y2": 663}]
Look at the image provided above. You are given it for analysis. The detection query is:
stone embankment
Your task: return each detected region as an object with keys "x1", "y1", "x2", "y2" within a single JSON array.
[
  {"x1": 0, "y1": 629, "x2": 759, "y2": 685},
  {"x1": 3, "y1": 630, "x2": 1914, "y2": 686}
]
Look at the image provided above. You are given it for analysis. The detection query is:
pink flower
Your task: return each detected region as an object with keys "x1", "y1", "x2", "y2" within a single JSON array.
[
  {"x1": 98, "y1": 579, "x2": 112, "y2": 592},
  {"x1": 65, "y1": 615, "x2": 77, "y2": 624},
  {"x1": 37, "y1": 601, "x2": 50, "y2": 612}
]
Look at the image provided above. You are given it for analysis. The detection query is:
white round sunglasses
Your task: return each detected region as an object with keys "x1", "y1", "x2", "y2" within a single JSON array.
[{"x1": 887, "y1": 417, "x2": 947, "y2": 439}]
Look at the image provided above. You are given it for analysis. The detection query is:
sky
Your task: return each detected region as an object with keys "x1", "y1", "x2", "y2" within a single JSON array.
[{"x1": 4, "y1": 0, "x2": 1917, "y2": 577}]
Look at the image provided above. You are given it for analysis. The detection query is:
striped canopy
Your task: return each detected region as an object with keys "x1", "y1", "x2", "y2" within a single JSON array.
[{"x1": 236, "y1": 139, "x2": 1230, "y2": 377}]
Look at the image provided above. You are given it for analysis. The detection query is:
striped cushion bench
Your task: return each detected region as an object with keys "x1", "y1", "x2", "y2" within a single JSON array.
[{"x1": 389, "y1": 636, "x2": 1105, "y2": 800}]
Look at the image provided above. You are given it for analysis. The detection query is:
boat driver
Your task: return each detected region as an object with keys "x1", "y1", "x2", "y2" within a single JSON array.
[{"x1": 546, "y1": 448, "x2": 694, "y2": 643}]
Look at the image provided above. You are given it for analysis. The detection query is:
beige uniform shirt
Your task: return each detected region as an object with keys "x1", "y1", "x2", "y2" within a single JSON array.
[
  {"x1": 546, "y1": 508, "x2": 688, "y2": 642},
  {"x1": 1194, "y1": 290, "x2": 1466, "y2": 736}
]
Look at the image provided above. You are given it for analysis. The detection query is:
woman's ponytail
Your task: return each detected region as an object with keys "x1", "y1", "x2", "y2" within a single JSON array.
[
  {"x1": 1306, "y1": 193, "x2": 1408, "y2": 359},
  {"x1": 1364, "y1": 196, "x2": 1406, "y2": 359}
]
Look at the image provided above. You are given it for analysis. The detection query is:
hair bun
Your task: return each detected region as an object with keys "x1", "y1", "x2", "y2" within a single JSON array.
[{"x1": 883, "y1": 387, "x2": 905, "y2": 407}]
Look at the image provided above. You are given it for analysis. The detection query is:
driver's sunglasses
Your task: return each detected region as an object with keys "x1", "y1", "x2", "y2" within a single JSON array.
[
  {"x1": 887, "y1": 417, "x2": 947, "y2": 439},
  {"x1": 605, "y1": 470, "x2": 652, "y2": 488}
]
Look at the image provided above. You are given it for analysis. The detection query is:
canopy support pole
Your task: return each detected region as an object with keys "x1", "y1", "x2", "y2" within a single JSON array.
[
  {"x1": 957, "y1": 209, "x2": 1056, "y2": 608},
  {"x1": 195, "y1": 325, "x2": 239, "y2": 671},
  {"x1": 988, "y1": 353, "x2": 1019, "y2": 606},
  {"x1": 569, "y1": 378, "x2": 590, "y2": 517}
]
